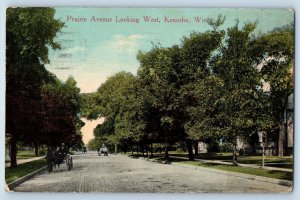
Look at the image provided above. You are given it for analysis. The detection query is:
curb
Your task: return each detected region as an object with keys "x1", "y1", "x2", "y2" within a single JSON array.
[
  {"x1": 131, "y1": 156, "x2": 293, "y2": 187},
  {"x1": 6, "y1": 166, "x2": 47, "y2": 191}
]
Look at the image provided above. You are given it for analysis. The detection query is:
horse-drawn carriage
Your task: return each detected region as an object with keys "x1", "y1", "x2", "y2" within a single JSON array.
[
  {"x1": 98, "y1": 146, "x2": 108, "y2": 156},
  {"x1": 46, "y1": 145, "x2": 73, "y2": 172}
]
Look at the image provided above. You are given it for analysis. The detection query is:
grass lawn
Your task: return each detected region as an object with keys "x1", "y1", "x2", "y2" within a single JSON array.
[
  {"x1": 202, "y1": 153, "x2": 293, "y2": 169},
  {"x1": 127, "y1": 153, "x2": 292, "y2": 181},
  {"x1": 128, "y1": 152, "x2": 292, "y2": 166},
  {"x1": 238, "y1": 155, "x2": 293, "y2": 169},
  {"x1": 181, "y1": 161, "x2": 293, "y2": 181},
  {"x1": 5, "y1": 150, "x2": 37, "y2": 163},
  {"x1": 165, "y1": 152, "x2": 293, "y2": 169},
  {"x1": 5, "y1": 158, "x2": 47, "y2": 184},
  {"x1": 17, "y1": 150, "x2": 36, "y2": 159}
]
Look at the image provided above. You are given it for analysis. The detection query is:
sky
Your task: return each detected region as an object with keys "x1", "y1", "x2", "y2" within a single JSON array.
[
  {"x1": 81, "y1": 118, "x2": 104, "y2": 144},
  {"x1": 46, "y1": 8, "x2": 294, "y2": 93},
  {"x1": 45, "y1": 8, "x2": 294, "y2": 144}
]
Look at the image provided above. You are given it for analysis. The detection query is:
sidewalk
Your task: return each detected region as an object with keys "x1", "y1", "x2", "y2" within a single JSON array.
[
  {"x1": 194, "y1": 158, "x2": 293, "y2": 172},
  {"x1": 130, "y1": 155, "x2": 293, "y2": 187},
  {"x1": 132, "y1": 154, "x2": 292, "y2": 172},
  {"x1": 5, "y1": 156, "x2": 45, "y2": 168}
]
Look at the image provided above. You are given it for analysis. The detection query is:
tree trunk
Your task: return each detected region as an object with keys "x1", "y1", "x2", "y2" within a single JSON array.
[
  {"x1": 150, "y1": 143, "x2": 153, "y2": 156},
  {"x1": 278, "y1": 122, "x2": 286, "y2": 156},
  {"x1": 194, "y1": 141, "x2": 199, "y2": 157},
  {"x1": 232, "y1": 145, "x2": 238, "y2": 166},
  {"x1": 146, "y1": 145, "x2": 148, "y2": 156},
  {"x1": 10, "y1": 137, "x2": 17, "y2": 168},
  {"x1": 114, "y1": 144, "x2": 117, "y2": 154},
  {"x1": 142, "y1": 144, "x2": 144, "y2": 156},
  {"x1": 164, "y1": 143, "x2": 169, "y2": 160},
  {"x1": 34, "y1": 145, "x2": 39, "y2": 157},
  {"x1": 187, "y1": 139, "x2": 194, "y2": 161}
]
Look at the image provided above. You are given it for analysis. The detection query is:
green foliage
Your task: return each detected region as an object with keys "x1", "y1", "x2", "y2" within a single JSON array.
[
  {"x1": 184, "y1": 75, "x2": 225, "y2": 141},
  {"x1": 136, "y1": 27, "x2": 225, "y2": 149},
  {"x1": 83, "y1": 72, "x2": 146, "y2": 148},
  {"x1": 180, "y1": 161, "x2": 292, "y2": 181},
  {"x1": 80, "y1": 93, "x2": 101, "y2": 120},
  {"x1": 259, "y1": 23, "x2": 294, "y2": 122},
  {"x1": 207, "y1": 14, "x2": 226, "y2": 30},
  {"x1": 16, "y1": 150, "x2": 35, "y2": 159},
  {"x1": 256, "y1": 23, "x2": 294, "y2": 156},
  {"x1": 87, "y1": 138, "x2": 102, "y2": 150},
  {"x1": 6, "y1": 8, "x2": 64, "y2": 65},
  {"x1": 38, "y1": 147, "x2": 47, "y2": 156},
  {"x1": 6, "y1": 8, "x2": 65, "y2": 167},
  {"x1": 5, "y1": 159, "x2": 47, "y2": 183},
  {"x1": 41, "y1": 76, "x2": 84, "y2": 147},
  {"x1": 81, "y1": 19, "x2": 293, "y2": 158},
  {"x1": 219, "y1": 143, "x2": 234, "y2": 153},
  {"x1": 207, "y1": 22, "x2": 267, "y2": 144}
]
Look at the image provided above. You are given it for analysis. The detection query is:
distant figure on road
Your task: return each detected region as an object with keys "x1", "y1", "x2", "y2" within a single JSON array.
[{"x1": 82, "y1": 146, "x2": 87, "y2": 153}]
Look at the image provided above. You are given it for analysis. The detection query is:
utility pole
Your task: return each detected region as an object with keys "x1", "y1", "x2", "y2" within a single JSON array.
[{"x1": 258, "y1": 131, "x2": 265, "y2": 168}]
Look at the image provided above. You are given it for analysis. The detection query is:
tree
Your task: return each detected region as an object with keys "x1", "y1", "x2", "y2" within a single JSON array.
[
  {"x1": 87, "y1": 138, "x2": 102, "y2": 151},
  {"x1": 179, "y1": 24, "x2": 225, "y2": 160},
  {"x1": 137, "y1": 45, "x2": 185, "y2": 159},
  {"x1": 258, "y1": 23, "x2": 294, "y2": 156},
  {"x1": 6, "y1": 8, "x2": 64, "y2": 167},
  {"x1": 183, "y1": 75, "x2": 225, "y2": 145},
  {"x1": 92, "y1": 119, "x2": 114, "y2": 150},
  {"x1": 113, "y1": 77, "x2": 148, "y2": 152},
  {"x1": 137, "y1": 19, "x2": 225, "y2": 160},
  {"x1": 41, "y1": 76, "x2": 83, "y2": 147},
  {"x1": 81, "y1": 72, "x2": 143, "y2": 152},
  {"x1": 80, "y1": 92, "x2": 102, "y2": 120},
  {"x1": 79, "y1": 17, "x2": 293, "y2": 162},
  {"x1": 210, "y1": 22, "x2": 267, "y2": 164}
]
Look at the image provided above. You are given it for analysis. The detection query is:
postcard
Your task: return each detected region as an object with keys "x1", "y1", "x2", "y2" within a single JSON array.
[{"x1": 5, "y1": 7, "x2": 294, "y2": 193}]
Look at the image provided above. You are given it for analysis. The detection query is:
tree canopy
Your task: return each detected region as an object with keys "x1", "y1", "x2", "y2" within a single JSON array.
[
  {"x1": 6, "y1": 8, "x2": 293, "y2": 168},
  {"x1": 6, "y1": 8, "x2": 84, "y2": 167},
  {"x1": 81, "y1": 19, "x2": 294, "y2": 161}
]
